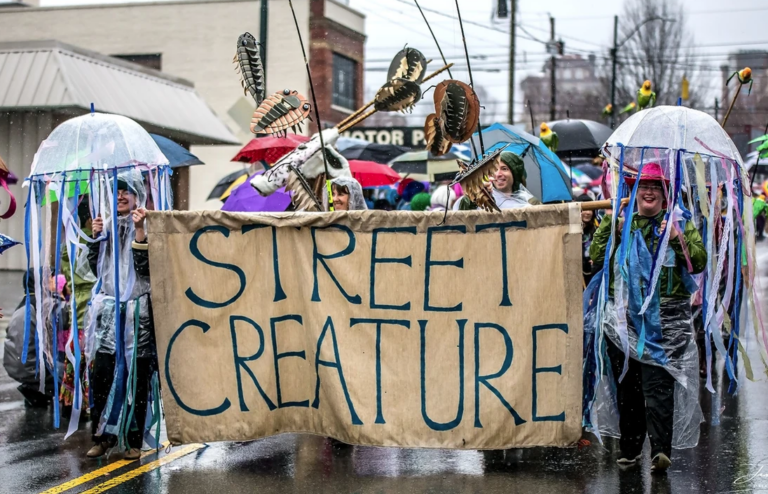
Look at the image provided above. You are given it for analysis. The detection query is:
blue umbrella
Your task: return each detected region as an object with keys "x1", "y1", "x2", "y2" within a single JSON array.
[
  {"x1": 470, "y1": 123, "x2": 572, "y2": 203},
  {"x1": 150, "y1": 134, "x2": 205, "y2": 169}
]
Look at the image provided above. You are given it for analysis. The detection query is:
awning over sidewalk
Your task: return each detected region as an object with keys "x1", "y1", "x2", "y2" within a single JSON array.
[{"x1": 0, "y1": 40, "x2": 239, "y2": 145}]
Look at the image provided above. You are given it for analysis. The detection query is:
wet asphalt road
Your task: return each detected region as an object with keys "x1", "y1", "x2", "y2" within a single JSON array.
[{"x1": 2, "y1": 251, "x2": 768, "y2": 494}]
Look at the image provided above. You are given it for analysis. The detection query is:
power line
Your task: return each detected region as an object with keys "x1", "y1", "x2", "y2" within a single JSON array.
[{"x1": 389, "y1": 0, "x2": 547, "y2": 45}]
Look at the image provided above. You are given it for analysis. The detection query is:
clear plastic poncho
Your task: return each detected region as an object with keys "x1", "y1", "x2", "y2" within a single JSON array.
[
  {"x1": 491, "y1": 185, "x2": 538, "y2": 209},
  {"x1": 331, "y1": 176, "x2": 368, "y2": 211}
]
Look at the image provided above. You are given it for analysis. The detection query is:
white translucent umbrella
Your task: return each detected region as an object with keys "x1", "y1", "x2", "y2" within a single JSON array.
[
  {"x1": 30, "y1": 112, "x2": 168, "y2": 177},
  {"x1": 604, "y1": 106, "x2": 744, "y2": 167}
]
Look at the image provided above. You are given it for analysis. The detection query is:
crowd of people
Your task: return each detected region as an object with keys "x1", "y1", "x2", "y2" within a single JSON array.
[{"x1": 2, "y1": 145, "x2": 757, "y2": 476}]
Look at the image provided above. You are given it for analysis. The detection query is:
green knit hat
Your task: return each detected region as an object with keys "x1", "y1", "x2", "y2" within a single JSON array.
[
  {"x1": 499, "y1": 151, "x2": 526, "y2": 192},
  {"x1": 410, "y1": 192, "x2": 432, "y2": 211}
]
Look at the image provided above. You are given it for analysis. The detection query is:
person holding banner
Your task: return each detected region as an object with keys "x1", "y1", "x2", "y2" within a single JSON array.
[
  {"x1": 577, "y1": 194, "x2": 599, "y2": 287},
  {"x1": 331, "y1": 176, "x2": 368, "y2": 211},
  {"x1": 589, "y1": 163, "x2": 706, "y2": 473},
  {"x1": 456, "y1": 151, "x2": 541, "y2": 210},
  {"x1": 85, "y1": 172, "x2": 158, "y2": 460}
]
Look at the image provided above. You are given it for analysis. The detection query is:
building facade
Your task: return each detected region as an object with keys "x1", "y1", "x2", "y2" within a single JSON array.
[
  {"x1": 721, "y1": 50, "x2": 768, "y2": 157},
  {"x1": 520, "y1": 54, "x2": 603, "y2": 130},
  {"x1": 0, "y1": 0, "x2": 366, "y2": 218}
]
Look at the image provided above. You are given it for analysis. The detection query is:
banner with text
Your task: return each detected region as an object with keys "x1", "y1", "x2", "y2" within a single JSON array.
[{"x1": 148, "y1": 206, "x2": 583, "y2": 449}]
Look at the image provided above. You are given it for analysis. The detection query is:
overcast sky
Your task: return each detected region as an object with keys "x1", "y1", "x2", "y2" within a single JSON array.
[
  {"x1": 347, "y1": 0, "x2": 768, "y2": 124},
  {"x1": 39, "y1": 0, "x2": 768, "y2": 124}
]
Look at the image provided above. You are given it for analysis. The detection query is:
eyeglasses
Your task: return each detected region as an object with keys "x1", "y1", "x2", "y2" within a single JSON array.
[{"x1": 637, "y1": 183, "x2": 663, "y2": 192}]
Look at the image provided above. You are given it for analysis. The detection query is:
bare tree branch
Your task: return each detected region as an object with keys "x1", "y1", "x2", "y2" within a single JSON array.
[{"x1": 610, "y1": 0, "x2": 703, "y2": 108}]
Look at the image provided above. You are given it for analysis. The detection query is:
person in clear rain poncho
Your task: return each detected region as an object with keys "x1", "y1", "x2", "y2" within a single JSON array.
[
  {"x1": 85, "y1": 170, "x2": 156, "y2": 460},
  {"x1": 589, "y1": 163, "x2": 707, "y2": 473},
  {"x1": 331, "y1": 176, "x2": 368, "y2": 211}
]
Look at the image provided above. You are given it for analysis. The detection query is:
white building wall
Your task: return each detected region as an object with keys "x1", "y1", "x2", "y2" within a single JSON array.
[
  {"x1": 0, "y1": 0, "x2": 323, "y2": 213},
  {"x1": 0, "y1": 111, "x2": 56, "y2": 270},
  {"x1": 326, "y1": 0, "x2": 364, "y2": 34}
]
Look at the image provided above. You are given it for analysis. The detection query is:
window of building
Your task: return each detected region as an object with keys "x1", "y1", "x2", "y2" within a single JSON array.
[
  {"x1": 332, "y1": 53, "x2": 357, "y2": 110},
  {"x1": 111, "y1": 53, "x2": 162, "y2": 71}
]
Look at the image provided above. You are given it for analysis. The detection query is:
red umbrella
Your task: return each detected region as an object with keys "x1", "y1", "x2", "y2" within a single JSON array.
[
  {"x1": 349, "y1": 160, "x2": 402, "y2": 187},
  {"x1": 232, "y1": 134, "x2": 310, "y2": 165}
]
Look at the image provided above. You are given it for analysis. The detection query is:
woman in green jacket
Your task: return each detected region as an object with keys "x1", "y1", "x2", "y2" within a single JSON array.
[{"x1": 589, "y1": 163, "x2": 706, "y2": 474}]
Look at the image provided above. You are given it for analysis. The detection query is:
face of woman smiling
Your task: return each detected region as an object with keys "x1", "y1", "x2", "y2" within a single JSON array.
[
  {"x1": 637, "y1": 181, "x2": 664, "y2": 217},
  {"x1": 332, "y1": 185, "x2": 349, "y2": 211},
  {"x1": 116, "y1": 189, "x2": 136, "y2": 216}
]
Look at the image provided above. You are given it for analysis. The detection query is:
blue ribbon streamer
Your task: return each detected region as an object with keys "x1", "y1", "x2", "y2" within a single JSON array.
[{"x1": 22, "y1": 186, "x2": 33, "y2": 364}]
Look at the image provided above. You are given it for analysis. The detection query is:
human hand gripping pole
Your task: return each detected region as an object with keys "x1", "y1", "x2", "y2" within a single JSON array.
[{"x1": 133, "y1": 208, "x2": 147, "y2": 243}]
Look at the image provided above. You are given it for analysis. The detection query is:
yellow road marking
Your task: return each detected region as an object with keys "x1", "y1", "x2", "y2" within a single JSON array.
[
  {"x1": 78, "y1": 444, "x2": 205, "y2": 494},
  {"x1": 40, "y1": 442, "x2": 170, "y2": 494}
]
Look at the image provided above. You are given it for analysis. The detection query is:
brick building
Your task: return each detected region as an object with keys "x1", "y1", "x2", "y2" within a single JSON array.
[{"x1": 308, "y1": 0, "x2": 365, "y2": 131}]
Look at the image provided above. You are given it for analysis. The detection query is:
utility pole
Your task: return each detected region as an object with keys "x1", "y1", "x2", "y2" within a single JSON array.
[
  {"x1": 549, "y1": 16, "x2": 556, "y2": 121},
  {"x1": 260, "y1": 0, "x2": 268, "y2": 88},
  {"x1": 507, "y1": 0, "x2": 516, "y2": 124},
  {"x1": 609, "y1": 15, "x2": 618, "y2": 129},
  {"x1": 715, "y1": 98, "x2": 719, "y2": 122}
]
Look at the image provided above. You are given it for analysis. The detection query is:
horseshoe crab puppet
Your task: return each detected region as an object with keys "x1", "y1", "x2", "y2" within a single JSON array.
[{"x1": 245, "y1": 41, "x2": 452, "y2": 211}]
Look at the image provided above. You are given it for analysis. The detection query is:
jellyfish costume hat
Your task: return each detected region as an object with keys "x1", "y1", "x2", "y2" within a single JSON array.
[
  {"x1": 22, "y1": 112, "x2": 172, "y2": 448},
  {"x1": 582, "y1": 106, "x2": 768, "y2": 449}
]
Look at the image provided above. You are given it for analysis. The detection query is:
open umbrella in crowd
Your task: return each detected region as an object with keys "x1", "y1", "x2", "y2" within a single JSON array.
[
  {"x1": 548, "y1": 119, "x2": 613, "y2": 158},
  {"x1": 472, "y1": 123, "x2": 572, "y2": 203}
]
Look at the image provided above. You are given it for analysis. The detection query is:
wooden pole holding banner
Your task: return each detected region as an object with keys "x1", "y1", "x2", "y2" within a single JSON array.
[{"x1": 580, "y1": 198, "x2": 629, "y2": 211}]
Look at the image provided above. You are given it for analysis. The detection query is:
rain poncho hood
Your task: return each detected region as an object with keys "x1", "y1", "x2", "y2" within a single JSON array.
[{"x1": 331, "y1": 176, "x2": 368, "y2": 211}]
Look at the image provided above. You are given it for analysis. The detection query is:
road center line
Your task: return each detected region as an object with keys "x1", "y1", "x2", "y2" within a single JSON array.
[
  {"x1": 40, "y1": 442, "x2": 170, "y2": 494},
  {"x1": 76, "y1": 444, "x2": 205, "y2": 494}
]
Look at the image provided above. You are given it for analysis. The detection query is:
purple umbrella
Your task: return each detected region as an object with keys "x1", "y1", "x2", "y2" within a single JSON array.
[{"x1": 221, "y1": 171, "x2": 292, "y2": 212}]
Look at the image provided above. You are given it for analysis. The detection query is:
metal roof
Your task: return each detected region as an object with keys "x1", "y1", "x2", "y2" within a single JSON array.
[{"x1": 0, "y1": 40, "x2": 239, "y2": 145}]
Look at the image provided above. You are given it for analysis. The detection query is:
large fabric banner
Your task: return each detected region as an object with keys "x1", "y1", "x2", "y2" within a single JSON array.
[{"x1": 147, "y1": 205, "x2": 583, "y2": 449}]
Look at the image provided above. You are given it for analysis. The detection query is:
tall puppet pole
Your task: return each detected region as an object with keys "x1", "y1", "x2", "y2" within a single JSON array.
[
  {"x1": 454, "y1": 0, "x2": 485, "y2": 157},
  {"x1": 414, "y1": 0, "x2": 453, "y2": 80},
  {"x1": 414, "y1": 0, "x2": 483, "y2": 160},
  {"x1": 287, "y1": 0, "x2": 333, "y2": 211}
]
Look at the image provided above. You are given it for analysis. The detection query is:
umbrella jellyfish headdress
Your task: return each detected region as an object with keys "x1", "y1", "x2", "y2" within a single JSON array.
[{"x1": 23, "y1": 112, "x2": 171, "y2": 440}]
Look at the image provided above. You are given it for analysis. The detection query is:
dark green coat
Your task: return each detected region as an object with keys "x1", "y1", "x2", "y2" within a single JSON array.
[{"x1": 589, "y1": 211, "x2": 707, "y2": 299}]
